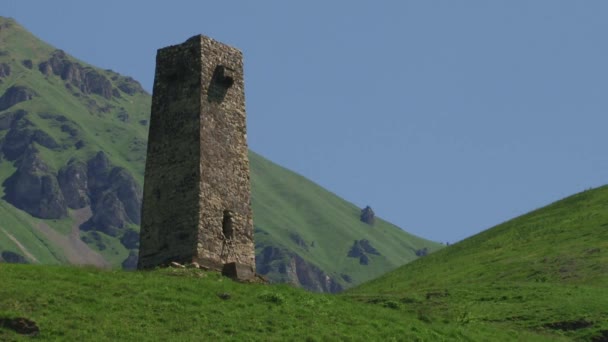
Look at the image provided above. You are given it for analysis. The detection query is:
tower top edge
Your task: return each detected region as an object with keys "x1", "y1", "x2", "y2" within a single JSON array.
[{"x1": 156, "y1": 34, "x2": 243, "y2": 54}]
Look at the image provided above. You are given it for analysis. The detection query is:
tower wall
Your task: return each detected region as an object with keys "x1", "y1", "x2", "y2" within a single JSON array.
[{"x1": 138, "y1": 35, "x2": 255, "y2": 273}]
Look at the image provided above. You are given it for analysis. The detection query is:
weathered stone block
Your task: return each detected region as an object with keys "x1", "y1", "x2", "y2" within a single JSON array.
[{"x1": 222, "y1": 262, "x2": 255, "y2": 281}]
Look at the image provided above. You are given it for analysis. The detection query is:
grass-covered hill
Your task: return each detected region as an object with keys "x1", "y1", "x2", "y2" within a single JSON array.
[
  {"x1": 0, "y1": 16, "x2": 442, "y2": 292},
  {"x1": 0, "y1": 264, "x2": 563, "y2": 341},
  {"x1": 3, "y1": 187, "x2": 607, "y2": 340},
  {"x1": 348, "y1": 186, "x2": 608, "y2": 341},
  {"x1": 250, "y1": 153, "x2": 441, "y2": 291}
]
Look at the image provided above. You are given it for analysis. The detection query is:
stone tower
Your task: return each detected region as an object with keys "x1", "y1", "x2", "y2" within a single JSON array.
[{"x1": 137, "y1": 35, "x2": 255, "y2": 278}]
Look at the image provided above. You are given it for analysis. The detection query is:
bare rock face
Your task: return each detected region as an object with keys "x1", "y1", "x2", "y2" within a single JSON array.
[
  {"x1": 21, "y1": 60, "x2": 33, "y2": 69},
  {"x1": 256, "y1": 245, "x2": 343, "y2": 293},
  {"x1": 121, "y1": 251, "x2": 138, "y2": 270},
  {"x1": 78, "y1": 152, "x2": 142, "y2": 237},
  {"x1": 291, "y1": 253, "x2": 343, "y2": 292},
  {"x1": 0, "y1": 114, "x2": 142, "y2": 229},
  {"x1": 0, "y1": 62, "x2": 10, "y2": 78},
  {"x1": 2, "y1": 147, "x2": 68, "y2": 219},
  {"x1": 57, "y1": 159, "x2": 90, "y2": 209},
  {"x1": 109, "y1": 167, "x2": 142, "y2": 225},
  {"x1": 85, "y1": 191, "x2": 129, "y2": 236},
  {"x1": 120, "y1": 228, "x2": 140, "y2": 249},
  {"x1": 116, "y1": 76, "x2": 145, "y2": 95},
  {"x1": 0, "y1": 85, "x2": 37, "y2": 111},
  {"x1": 87, "y1": 151, "x2": 112, "y2": 190},
  {"x1": 38, "y1": 50, "x2": 113, "y2": 99},
  {"x1": 0, "y1": 109, "x2": 26, "y2": 130},
  {"x1": 360, "y1": 206, "x2": 375, "y2": 225}
]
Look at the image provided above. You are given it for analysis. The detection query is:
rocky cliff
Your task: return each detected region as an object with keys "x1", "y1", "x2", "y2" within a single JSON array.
[
  {"x1": 256, "y1": 244, "x2": 343, "y2": 293},
  {"x1": 1, "y1": 111, "x2": 142, "y2": 235},
  {"x1": 0, "y1": 85, "x2": 37, "y2": 111},
  {"x1": 3, "y1": 146, "x2": 66, "y2": 219}
]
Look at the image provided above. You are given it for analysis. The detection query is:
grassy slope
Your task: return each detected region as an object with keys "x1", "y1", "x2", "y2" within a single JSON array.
[
  {"x1": 348, "y1": 186, "x2": 608, "y2": 340},
  {"x1": 0, "y1": 16, "x2": 441, "y2": 290},
  {"x1": 251, "y1": 152, "x2": 442, "y2": 286},
  {"x1": 0, "y1": 18, "x2": 150, "y2": 265},
  {"x1": 0, "y1": 264, "x2": 558, "y2": 341},
  {"x1": 0, "y1": 17, "x2": 150, "y2": 179},
  {"x1": 0, "y1": 16, "x2": 150, "y2": 265}
]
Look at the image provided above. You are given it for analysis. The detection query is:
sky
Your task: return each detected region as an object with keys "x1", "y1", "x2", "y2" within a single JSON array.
[{"x1": 3, "y1": 1, "x2": 608, "y2": 243}]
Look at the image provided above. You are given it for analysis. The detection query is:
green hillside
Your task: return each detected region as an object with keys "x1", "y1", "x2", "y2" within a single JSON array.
[
  {"x1": 251, "y1": 152, "x2": 441, "y2": 290},
  {"x1": 0, "y1": 16, "x2": 441, "y2": 292},
  {"x1": 0, "y1": 16, "x2": 150, "y2": 270},
  {"x1": 348, "y1": 186, "x2": 608, "y2": 340},
  {"x1": 3, "y1": 187, "x2": 606, "y2": 340},
  {"x1": 0, "y1": 264, "x2": 559, "y2": 341}
]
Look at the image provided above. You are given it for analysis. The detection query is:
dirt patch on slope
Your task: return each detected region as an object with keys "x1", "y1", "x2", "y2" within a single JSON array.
[{"x1": 35, "y1": 206, "x2": 109, "y2": 268}]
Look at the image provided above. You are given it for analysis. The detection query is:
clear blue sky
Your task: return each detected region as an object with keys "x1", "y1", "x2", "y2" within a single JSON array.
[{"x1": 4, "y1": 1, "x2": 608, "y2": 243}]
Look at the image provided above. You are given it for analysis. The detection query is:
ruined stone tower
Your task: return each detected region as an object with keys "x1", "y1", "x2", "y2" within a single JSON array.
[{"x1": 137, "y1": 35, "x2": 255, "y2": 278}]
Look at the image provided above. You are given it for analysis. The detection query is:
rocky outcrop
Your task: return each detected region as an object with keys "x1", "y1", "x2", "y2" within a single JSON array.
[
  {"x1": 291, "y1": 253, "x2": 343, "y2": 292},
  {"x1": 360, "y1": 206, "x2": 375, "y2": 225},
  {"x1": 3, "y1": 147, "x2": 67, "y2": 219},
  {"x1": 85, "y1": 192, "x2": 129, "y2": 236},
  {"x1": 37, "y1": 113, "x2": 84, "y2": 150},
  {"x1": 57, "y1": 159, "x2": 89, "y2": 209},
  {"x1": 1, "y1": 136, "x2": 141, "y2": 228},
  {"x1": 0, "y1": 85, "x2": 37, "y2": 111},
  {"x1": 76, "y1": 152, "x2": 142, "y2": 237},
  {"x1": 415, "y1": 247, "x2": 429, "y2": 257},
  {"x1": 116, "y1": 76, "x2": 145, "y2": 95},
  {"x1": 116, "y1": 108, "x2": 129, "y2": 122},
  {"x1": 87, "y1": 151, "x2": 111, "y2": 191},
  {"x1": 1, "y1": 115, "x2": 59, "y2": 160},
  {"x1": 21, "y1": 60, "x2": 33, "y2": 69},
  {"x1": 0, "y1": 63, "x2": 10, "y2": 78},
  {"x1": 1, "y1": 250, "x2": 28, "y2": 263},
  {"x1": 39, "y1": 50, "x2": 113, "y2": 99},
  {"x1": 0, "y1": 109, "x2": 26, "y2": 130},
  {"x1": 256, "y1": 245, "x2": 343, "y2": 293},
  {"x1": 109, "y1": 168, "x2": 141, "y2": 224},
  {"x1": 120, "y1": 229, "x2": 139, "y2": 249},
  {"x1": 347, "y1": 239, "x2": 381, "y2": 265},
  {"x1": 122, "y1": 251, "x2": 138, "y2": 270}
]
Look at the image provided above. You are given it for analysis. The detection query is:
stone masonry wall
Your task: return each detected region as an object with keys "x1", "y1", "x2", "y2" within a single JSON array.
[
  {"x1": 196, "y1": 37, "x2": 254, "y2": 270},
  {"x1": 138, "y1": 35, "x2": 255, "y2": 274},
  {"x1": 138, "y1": 38, "x2": 202, "y2": 268}
]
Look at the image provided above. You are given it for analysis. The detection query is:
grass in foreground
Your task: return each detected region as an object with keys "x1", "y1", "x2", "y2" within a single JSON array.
[{"x1": 0, "y1": 264, "x2": 560, "y2": 341}]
